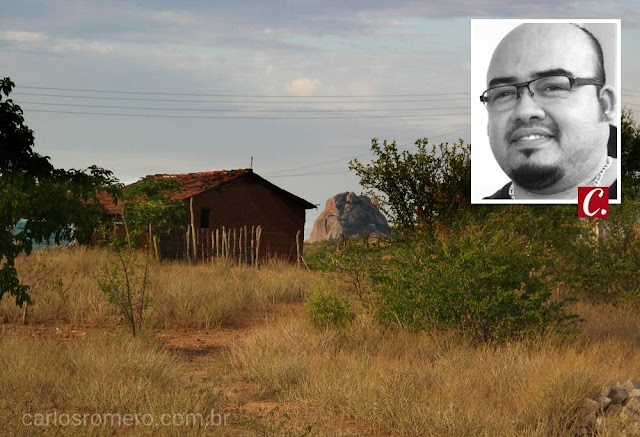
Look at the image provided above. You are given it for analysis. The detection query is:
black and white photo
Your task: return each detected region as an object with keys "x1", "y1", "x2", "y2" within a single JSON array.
[{"x1": 471, "y1": 19, "x2": 621, "y2": 204}]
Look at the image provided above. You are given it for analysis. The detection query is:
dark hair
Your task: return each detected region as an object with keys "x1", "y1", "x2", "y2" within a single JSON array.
[{"x1": 572, "y1": 24, "x2": 605, "y2": 84}]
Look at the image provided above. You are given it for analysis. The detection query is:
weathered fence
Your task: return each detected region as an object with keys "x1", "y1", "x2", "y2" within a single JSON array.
[{"x1": 156, "y1": 225, "x2": 303, "y2": 267}]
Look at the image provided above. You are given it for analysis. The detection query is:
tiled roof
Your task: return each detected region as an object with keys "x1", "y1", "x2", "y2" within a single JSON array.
[
  {"x1": 146, "y1": 169, "x2": 252, "y2": 201},
  {"x1": 98, "y1": 169, "x2": 315, "y2": 215},
  {"x1": 95, "y1": 191, "x2": 121, "y2": 215}
]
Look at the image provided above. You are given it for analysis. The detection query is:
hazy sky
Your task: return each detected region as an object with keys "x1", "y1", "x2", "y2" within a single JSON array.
[{"x1": 3, "y1": 1, "x2": 640, "y2": 236}]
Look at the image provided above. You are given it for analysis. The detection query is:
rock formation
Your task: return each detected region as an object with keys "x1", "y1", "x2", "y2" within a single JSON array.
[
  {"x1": 307, "y1": 192, "x2": 391, "y2": 243},
  {"x1": 575, "y1": 379, "x2": 640, "y2": 435}
]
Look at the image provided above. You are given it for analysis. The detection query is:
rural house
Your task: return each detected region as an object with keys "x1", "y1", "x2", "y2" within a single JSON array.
[{"x1": 99, "y1": 169, "x2": 316, "y2": 262}]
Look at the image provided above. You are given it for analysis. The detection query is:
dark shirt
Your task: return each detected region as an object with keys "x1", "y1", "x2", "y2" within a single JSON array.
[
  {"x1": 485, "y1": 180, "x2": 618, "y2": 200},
  {"x1": 484, "y1": 125, "x2": 618, "y2": 200}
]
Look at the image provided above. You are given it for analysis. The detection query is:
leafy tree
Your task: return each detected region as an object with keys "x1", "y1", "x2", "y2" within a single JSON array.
[
  {"x1": 349, "y1": 138, "x2": 470, "y2": 234},
  {"x1": 621, "y1": 109, "x2": 640, "y2": 197},
  {"x1": 473, "y1": 204, "x2": 590, "y2": 271},
  {"x1": 0, "y1": 77, "x2": 120, "y2": 306},
  {"x1": 574, "y1": 110, "x2": 640, "y2": 301},
  {"x1": 580, "y1": 197, "x2": 640, "y2": 301},
  {"x1": 119, "y1": 177, "x2": 184, "y2": 250}
]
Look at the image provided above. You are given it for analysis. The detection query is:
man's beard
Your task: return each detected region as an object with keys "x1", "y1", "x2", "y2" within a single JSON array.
[{"x1": 509, "y1": 164, "x2": 564, "y2": 191}]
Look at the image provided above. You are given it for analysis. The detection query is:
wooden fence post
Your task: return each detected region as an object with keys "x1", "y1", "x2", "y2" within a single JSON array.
[
  {"x1": 186, "y1": 226, "x2": 191, "y2": 264},
  {"x1": 200, "y1": 229, "x2": 205, "y2": 262},
  {"x1": 222, "y1": 227, "x2": 226, "y2": 259},
  {"x1": 244, "y1": 225, "x2": 248, "y2": 265},
  {"x1": 190, "y1": 197, "x2": 196, "y2": 260},
  {"x1": 148, "y1": 223, "x2": 159, "y2": 260},
  {"x1": 255, "y1": 226, "x2": 262, "y2": 269},
  {"x1": 148, "y1": 223, "x2": 154, "y2": 257},
  {"x1": 233, "y1": 228, "x2": 237, "y2": 263},
  {"x1": 251, "y1": 226, "x2": 255, "y2": 266},
  {"x1": 216, "y1": 228, "x2": 220, "y2": 259},
  {"x1": 239, "y1": 228, "x2": 243, "y2": 266},
  {"x1": 296, "y1": 230, "x2": 301, "y2": 268}
]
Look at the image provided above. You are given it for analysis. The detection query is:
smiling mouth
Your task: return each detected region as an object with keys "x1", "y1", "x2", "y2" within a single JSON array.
[
  {"x1": 508, "y1": 125, "x2": 557, "y2": 145},
  {"x1": 516, "y1": 134, "x2": 550, "y2": 141},
  {"x1": 510, "y1": 134, "x2": 554, "y2": 150}
]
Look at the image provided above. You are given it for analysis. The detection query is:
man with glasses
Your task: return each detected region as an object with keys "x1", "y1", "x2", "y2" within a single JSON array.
[{"x1": 481, "y1": 23, "x2": 617, "y2": 200}]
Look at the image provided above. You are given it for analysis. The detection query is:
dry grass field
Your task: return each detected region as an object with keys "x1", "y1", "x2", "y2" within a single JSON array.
[{"x1": 2, "y1": 246, "x2": 640, "y2": 436}]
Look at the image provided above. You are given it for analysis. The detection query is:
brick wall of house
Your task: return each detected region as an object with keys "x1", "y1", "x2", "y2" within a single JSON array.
[{"x1": 185, "y1": 178, "x2": 306, "y2": 261}]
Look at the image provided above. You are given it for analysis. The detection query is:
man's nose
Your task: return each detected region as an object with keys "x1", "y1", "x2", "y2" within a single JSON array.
[{"x1": 511, "y1": 86, "x2": 545, "y2": 122}]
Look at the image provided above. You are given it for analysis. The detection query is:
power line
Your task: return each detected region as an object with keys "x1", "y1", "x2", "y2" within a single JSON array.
[
  {"x1": 17, "y1": 100, "x2": 469, "y2": 113},
  {"x1": 263, "y1": 152, "x2": 375, "y2": 176},
  {"x1": 268, "y1": 169, "x2": 352, "y2": 178},
  {"x1": 13, "y1": 91, "x2": 470, "y2": 104},
  {"x1": 25, "y1": 109, "x2": 470, "y2": 120},
  {"x1": 17, "y1": 84, "x2": 470, "y2": 98},
  {"x1": 264, "y1": 127, "x2": 468, "y2": 177}
]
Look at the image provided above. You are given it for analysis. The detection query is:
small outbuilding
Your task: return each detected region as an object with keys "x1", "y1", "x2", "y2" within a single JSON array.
[{"x1": 99, "y1": 169, "x2": 315, "y2": 262}]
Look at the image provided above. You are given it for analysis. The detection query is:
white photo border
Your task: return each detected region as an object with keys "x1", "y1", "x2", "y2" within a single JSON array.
[{"x1": 470, "y1": 18, "x2": 622, "y2": 205}]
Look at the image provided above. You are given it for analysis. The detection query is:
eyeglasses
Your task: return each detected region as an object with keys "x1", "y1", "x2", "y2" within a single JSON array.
[{"x1": 480, "y1": 75, "x2": 603, "y2": 112}]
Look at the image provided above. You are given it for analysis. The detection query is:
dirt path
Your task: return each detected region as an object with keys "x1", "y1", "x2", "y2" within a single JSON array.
[
  {"x1": 1, "y1": 302, "x2": 307, "y2": 435},
  {"x1": 154, "y1": 302, "x2": 303, "y2": 394}
]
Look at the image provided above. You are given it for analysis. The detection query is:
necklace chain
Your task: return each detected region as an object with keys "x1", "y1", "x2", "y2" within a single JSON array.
[{"x1": 508, "y1": 156, "x2": 612, "y2": 199}]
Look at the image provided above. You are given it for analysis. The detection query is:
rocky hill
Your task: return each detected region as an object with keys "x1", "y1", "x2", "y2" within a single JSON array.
[{"x1": 307, "y1": 192, "x2": 391, "y2": 243}]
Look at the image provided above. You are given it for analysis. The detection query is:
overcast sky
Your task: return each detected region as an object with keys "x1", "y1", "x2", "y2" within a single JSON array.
[{"x1": 3, "y1": 1, "x2": 640, "y2": 237}]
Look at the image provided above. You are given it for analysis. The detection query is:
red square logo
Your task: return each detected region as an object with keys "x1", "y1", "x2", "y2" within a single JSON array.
[{"x1": 578, "y1": 187, "x2": 609, "y2": 218}]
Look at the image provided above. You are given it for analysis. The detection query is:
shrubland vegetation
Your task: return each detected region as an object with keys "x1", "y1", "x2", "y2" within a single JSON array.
[
  {"x1": 3, "y1": 246, "x2": 640, "y2": 435},
  {"x1": 231, "y1": 304, "x2": 640, "y2": 436},
  {"x1": 335, "y1": 125, "x2": 640, "y2": 342},
  {"x1": 1, "y1": 247, "x2": 316, "y2": 329},
  {"x1": 3, "y1": 74, "x2": 640, "y2": 435}
]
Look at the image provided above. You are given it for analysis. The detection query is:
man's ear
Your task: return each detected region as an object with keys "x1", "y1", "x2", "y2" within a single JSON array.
[{"x1": 598, "y1": 85, "x2": 616, "y2": 122}]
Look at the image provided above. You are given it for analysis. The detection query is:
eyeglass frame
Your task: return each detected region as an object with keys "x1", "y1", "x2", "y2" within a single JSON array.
[{"x1": 479, "y1": 75, "x2": 604, "y2": 111}]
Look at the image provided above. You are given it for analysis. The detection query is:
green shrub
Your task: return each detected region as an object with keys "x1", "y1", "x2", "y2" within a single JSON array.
[
  {"x1": 580, "y1": 198, "x2": 640, "y2": 302},
  {"x1": 370, "y1": 229, "x2": 576, "y2": 342},
  {"x1": 97, "y1": 248, "x2": 152, "y2": 336},
  {"x1": 302, "y1": 240, "x2": 338, "y2": 269},
  {"x1": 304, "y1": 290, "x2": 354, "y2": 329},
  {"x1": 318, "y1": 235, "x2": 381, "y2": 300}
]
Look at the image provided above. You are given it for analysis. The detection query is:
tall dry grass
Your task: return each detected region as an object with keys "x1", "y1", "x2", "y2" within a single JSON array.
[
  {"x1": 1, "y1": 246, "x2": 319, "y2": 329},
  {"x1": 0, "y1": 333, "x2": 230, "y2": 436},
  {"x1": 1, "y1": 247, "x2": 113, "y2": 325},
  {"x1": 230, "y1": 301, "x2": 640, "y2": 436},
  {"x1": 4, "y1": 246, "x2": 640, "y2": 435},
  {"x1": 149, "y1": 259, "x2": 314, "y2": 329}
]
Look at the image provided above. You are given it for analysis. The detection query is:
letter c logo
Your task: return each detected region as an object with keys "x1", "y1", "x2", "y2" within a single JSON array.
[{"x1": 582, "y1": 188, "x2": 606, "y2": 217}]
